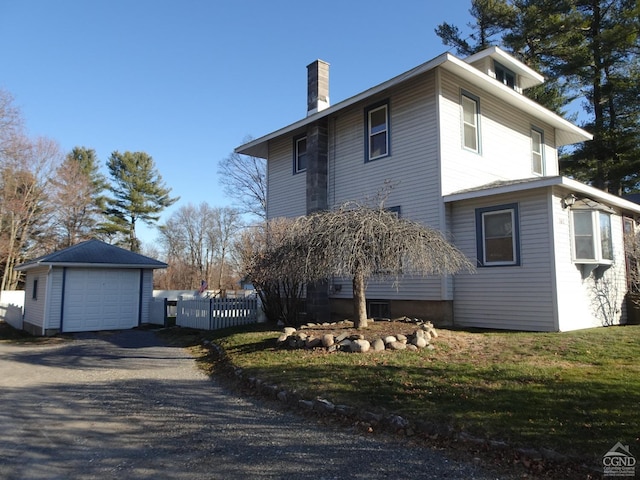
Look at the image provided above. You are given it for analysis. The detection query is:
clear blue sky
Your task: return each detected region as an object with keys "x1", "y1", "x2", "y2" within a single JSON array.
[{"x1": 0, "y1": 0, "x2": 473, "y2": 246}]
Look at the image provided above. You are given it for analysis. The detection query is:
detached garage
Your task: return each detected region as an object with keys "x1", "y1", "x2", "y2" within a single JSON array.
[{"x1": 15, "y1": 240, "x2": 168, "y2": 336}]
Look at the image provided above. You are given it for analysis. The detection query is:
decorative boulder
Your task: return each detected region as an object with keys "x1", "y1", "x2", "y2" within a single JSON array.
[{"x1": 351, "y1": 339, "x2": 371, "y2": 353}]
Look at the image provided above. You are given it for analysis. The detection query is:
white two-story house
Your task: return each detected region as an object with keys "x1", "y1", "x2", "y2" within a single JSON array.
[{"x1": 236, "y1": 46, "x2": 640, "y2": 332}]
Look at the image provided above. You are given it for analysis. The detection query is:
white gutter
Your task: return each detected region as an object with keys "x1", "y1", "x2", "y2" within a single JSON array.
[
  {"x1": 236, "y1": 51, "x2": 592, "y2": 158},
  {"x1": 443, "y1": 176, "x2": 640, "y2": 214}
]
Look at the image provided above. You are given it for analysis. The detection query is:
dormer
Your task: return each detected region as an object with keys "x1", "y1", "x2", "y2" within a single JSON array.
[{"x1": 464, "y1": 46, "x2": 544, "y2": 94}]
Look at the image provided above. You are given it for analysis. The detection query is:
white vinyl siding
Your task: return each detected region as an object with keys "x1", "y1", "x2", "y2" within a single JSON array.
[
  {"x1": 329, "y1": 71, "x2": 446, "y2": 301},
  {"x1": 22, "y1": 267, "x2": 49, "y2": 333},
  {"x1": 451, "y1": 190, "x2": 556, "y2": 331},
  {"x1": 439, "y1": 69, "x2": 558, "y2": 195},
  {"x1": 267, "y1": 135, "x2": 307, "y2": 219},
  {"x1": 45, "y1": 268, "x2": 64, "y2": 331},
  {"x1": 551, "y1": 188, "x2": 627, "y2": 330},
  {"x1": 140, "y1": 269, "x2": 154, "y2": 324}
]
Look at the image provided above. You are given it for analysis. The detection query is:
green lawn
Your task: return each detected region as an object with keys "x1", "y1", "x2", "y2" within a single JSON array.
[
  {"x1": 175, "y1": 322, "x2": 639, "y2": 468},
  {"x1": 4, "y1": 319, "x2": 636, "y2": 475}
]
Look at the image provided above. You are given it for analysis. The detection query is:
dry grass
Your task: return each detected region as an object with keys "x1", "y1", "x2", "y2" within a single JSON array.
[{"x1": 164, "y1": 320, "x2": 640, "y2": 478}]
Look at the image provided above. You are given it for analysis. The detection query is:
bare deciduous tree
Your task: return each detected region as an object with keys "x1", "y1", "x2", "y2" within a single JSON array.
[
  {"x1": 261, "y1": 202, "x2": 475, "y2": 328},
  {"x1": 218, "y1": 141, "x2": 266, "y2": 219},
  {"x1": 158, "y1": 203, "x2": 244, "y2": 291},
  {"x1": 241, "y1": 218, "x2": 306, "y2": 324},
  {"x1": 0, "y1": 135, "x2": 62, "y2": 290}
]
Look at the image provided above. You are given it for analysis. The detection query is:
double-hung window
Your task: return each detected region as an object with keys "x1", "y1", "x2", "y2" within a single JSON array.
[
  {"x1": 293, "y1": 135, "x2": 307, "y2": 173},
  {"x1": 531, "y1": 127, "x2": 544, "y2": 175},
  {"x1": 461, "y1": 92, "x2": 480, "y2": 153},
  {"x1": 572, "y1": 209, "x2": 613, "y2": 264},
  {"x1": 476, "y1": 204, "x2": 520, "y2": 267},
  {"x1": 365, "y1": 102, "x2": 389, "y2": 161}
]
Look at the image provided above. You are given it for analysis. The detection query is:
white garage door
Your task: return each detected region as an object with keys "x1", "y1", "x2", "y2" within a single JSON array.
[{"x1": 63, "y1": 268, "x2": 140, "y2": 333}]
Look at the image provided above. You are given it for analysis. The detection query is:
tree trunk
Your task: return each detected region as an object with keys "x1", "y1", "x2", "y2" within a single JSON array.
[{"x1": 352, "y1": 269, "x2": 368, "y2": 329}]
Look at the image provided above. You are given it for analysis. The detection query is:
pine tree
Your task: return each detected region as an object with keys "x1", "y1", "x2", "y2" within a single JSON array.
[
  {"x1": 436, "y1": 0, "x2": 640, "y2": 193},
  {"x1": 104, "y1": 151, "x2": 178, "y2": 252}
]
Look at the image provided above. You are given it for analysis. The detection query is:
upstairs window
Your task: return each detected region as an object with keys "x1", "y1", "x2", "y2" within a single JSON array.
[
  {"x1": 494, "y1": 61, "x2": 516, "y2": 89},
  {"x1": 293, "y1": 135, "x2": 307, "y2": 173},
  {"x1": 531, "y1": 127, "x2": 544, "y2": 175},
  {"x1": 365, "y1": 102, "x2": 389, "y2": 161},
  {"x1": 572, "y1": 210, "x2": 613, "y2": 264},
  {"x1": 461, "y1": 92, "x2": 480, "y2": 153},
  {"x1": 476, "y1": 204, "x2": 520, "y2": 267}
]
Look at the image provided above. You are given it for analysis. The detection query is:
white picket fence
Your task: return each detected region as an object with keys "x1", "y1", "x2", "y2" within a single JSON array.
[
  {"x1": 0, "y1": 291, "x2": 25, "y2": 330},
  {"x1": 176, "y1": 296, "x2": 259, "y2": 330}
]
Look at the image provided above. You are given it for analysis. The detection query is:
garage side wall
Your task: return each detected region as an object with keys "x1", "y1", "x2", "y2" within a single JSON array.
[
  {"x1": 22, "y1": 267, "x2": 49, "y2": 335},
  {"x1": 140, "y1": 269, "x2": 154, "y2": 325}
]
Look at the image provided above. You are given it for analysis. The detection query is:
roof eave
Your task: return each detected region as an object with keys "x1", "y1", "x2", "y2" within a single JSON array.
[
  {"x1": 440, "y1": 56, "x2": 592, "y2": 146},
  {"x1": 15, "y1": 262, "x2": 168, "y2": 272},
  {"x1": 443, "y1": 176, "x2": 640, "y2": 214},
  {"x1": 236, "y1": 51, "x2": 592, "y2": 158},
  {"x1": 235, "y1": 52, "x2": 453, "y2": 158}
]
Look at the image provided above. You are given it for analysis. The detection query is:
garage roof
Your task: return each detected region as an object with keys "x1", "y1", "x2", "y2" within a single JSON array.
[{"x1": 15, "y1": 239, "x2": 168, "y2": 271}]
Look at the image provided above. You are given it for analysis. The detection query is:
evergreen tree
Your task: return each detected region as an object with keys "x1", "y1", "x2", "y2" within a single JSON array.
[
  {"x1": 104, "y1": 151, "x2": 178, "y2": 252},
  {"x1": 436, "y1": 0, "x2": 640, "y2": 193}
]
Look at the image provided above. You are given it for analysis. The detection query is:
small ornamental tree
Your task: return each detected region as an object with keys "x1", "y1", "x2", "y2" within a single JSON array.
[
  {"x1": 242, "y1": 218, "x2": 306, "y2": 324},
  {"x1": 263, "y1": 202, "x2": 474, "y2": 328}
]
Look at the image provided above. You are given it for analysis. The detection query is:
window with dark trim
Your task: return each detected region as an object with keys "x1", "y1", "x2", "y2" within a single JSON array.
[
  {"x1": 293, "y1": 135, "x2": 307, "y2": 173},
  {"x1": 494, "y1": 61, "x2": 516, "y2": 89},
  {"x1": 531, "y1": 127, "x2": 544, "y2": 175},
  {"x1": 32, "y1": 279, "x2": 38, "y2": 300},
  {"x1": 461, "y1": 91, "x2": 480, "y2": 153},
  {"x1": 387, "y1": 205, "x2": 401, "y2": 217},
  {"x1": 365, "y1": 101, "x2": 389, "y2": 161},
  {"x1": 476, "y1": 204, "x2": 520, "y2": 267}
]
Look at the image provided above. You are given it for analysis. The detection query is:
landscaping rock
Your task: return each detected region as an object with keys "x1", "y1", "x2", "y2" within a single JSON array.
[
  {"x1": 412, "y1": 336, "x2": 428, "y2": 348},
  {"x1": 306, "y1": 337, "x2": 322, "y2": 349},
  {"x1": 389, "y1": 341, "x2": 407, "y2": 351},
  {"x1": 372, "y1": 338, "x2": 385, "y2": 351},
  {"x1": 335, "y1": 332, "x2": 350, "y2": 342},
  {"x1": 322, "y1": 334, "x2": 335, "y2": 347},
  {"x1": 276, "y1": 318, "x2": 438, "y2": 354},
  {"x1": 351, "y1": 339, "x2": 370, "y2": 353}
]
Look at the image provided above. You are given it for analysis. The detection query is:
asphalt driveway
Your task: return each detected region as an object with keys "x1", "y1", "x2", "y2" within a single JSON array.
[{"x1": 0, "y1": 329, "x2": 509, "y2": 479}]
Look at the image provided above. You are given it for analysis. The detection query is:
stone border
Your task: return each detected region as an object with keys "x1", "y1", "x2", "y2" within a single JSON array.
[
  {"x1": 203, "y1": 340, "x2": 590, "y2": 473},
  {"x1": 200, "y1": 328, "x2": 586, "y2": 478},
  {"x1": 276, "y1": 317, "x2": 439, "y2": 352}
]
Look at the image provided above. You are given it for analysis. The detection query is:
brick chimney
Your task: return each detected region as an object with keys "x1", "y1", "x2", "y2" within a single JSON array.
[{"x1": 307, "y1": 60, "x2": 330, "y2": 116}]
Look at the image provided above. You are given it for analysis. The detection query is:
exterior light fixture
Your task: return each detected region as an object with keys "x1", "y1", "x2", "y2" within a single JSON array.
[{"x1": 562, "y1": 193, "x2": 577, "y2": 209}]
